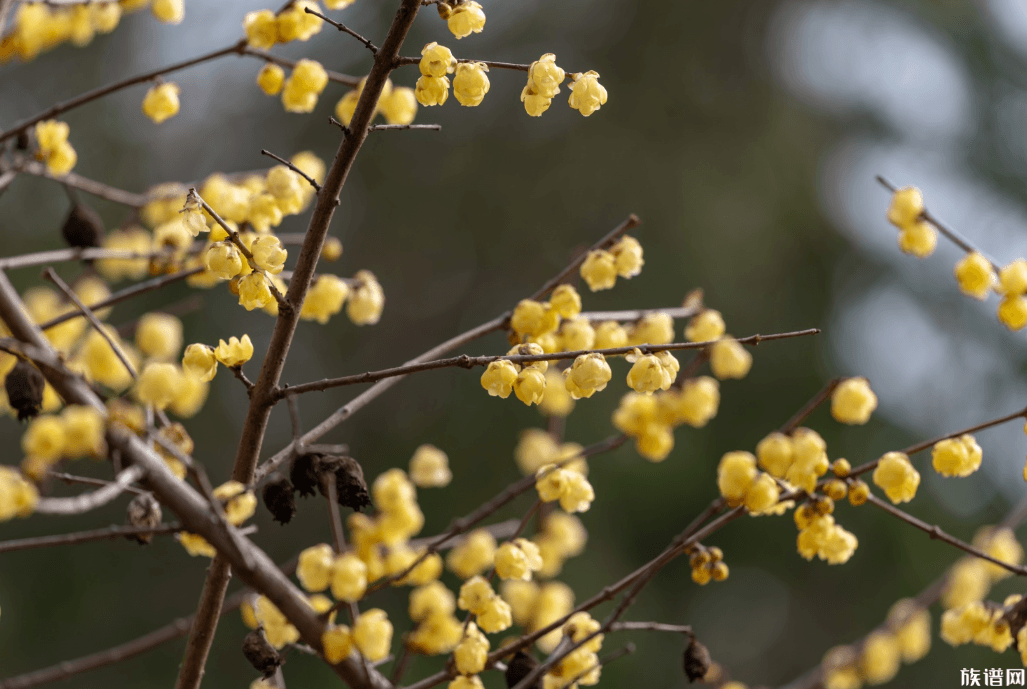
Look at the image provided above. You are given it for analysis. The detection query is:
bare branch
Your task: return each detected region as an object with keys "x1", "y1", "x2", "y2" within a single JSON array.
[
  {"x1": 240, "y1": 47, "x2": 362, "y2": 87},
  {"x1": 35, "y1": 465, "x2": 145, "y2": 515},
  {"x1": 260, "y1": 149, "x2": 321, "y2": 192},
  {"x1": 304, "y1": 6, "x2": 378, "y2": 53},
  {"x1": 780, "y1": 377, "x2": 842, "y2": 434},
  {"x1": 0, "y1": 522, "x2": 181, "y2": 554},
  {"x1": 368, "y1": 124, "x2": 441, "y2": 131}
]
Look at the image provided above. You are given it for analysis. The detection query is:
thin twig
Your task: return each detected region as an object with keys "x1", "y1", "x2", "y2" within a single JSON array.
[
  {"x1": 275, "y1": 328, "x2": 821, "y2": 399},
  {"x1": 0, "y1": 523, "x2": 182, "y2": 554},
  {"x1": 780, "y1": 378, "x2": 842, "y2": 434},
  {"x1": 864, "y1": 493, "x2": 1027, "y2": 576},
  {"x1": 240, "y1": 46, "x2": 361, "y2": 87},
  {"x1": 18, "y1": 161, "x2": 148, "y2": 207},
  {"x1": 261, "y1": 150, "x2": 321, "y2": 192},
  {"x1": 35, "y1": 466, "x2": 145, "y2": 515},
  {"x1": 368, "y1": 124, "x2": 441, "y2": 131},
  {"x1": 395, "y1": 56, "x2": 532, "y2": 72},
  {"x1": 48, "y1": 471, "x2": 149, "y2": 496},
  {"x1": 0, "y1": 41, "x2": 250, "y2": 144},
  {"x1": 608, "y1": 621, "x2": 692, "y2": 634},
  {"x1": 304, "y1": 6, "x2": 378, "y2": 53},
  {"x1": 43, "y1": 267, "x2": 137, "y2": 379},
  {"x1": 38, "y1": 267, "x2": 204, "y2": 331},
  {"x1": 229, "y1": 365, "x2": 255, "y2": 395}
]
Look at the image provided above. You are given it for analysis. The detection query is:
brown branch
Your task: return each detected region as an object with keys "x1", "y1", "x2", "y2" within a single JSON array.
[
  {"x1": 305, "y1": 6, "x2": 378, "y2": 53},
  {"x1": 608, "y1": 621, "x2": 692, "y2": 635},
  {"x1": 0, "y1": 41, "x2": 250, "y2": 144},
  {"x1": 0, "y1": 247, "x2": 175, "y2": 271},
  {"x1": 864, "y1": 493, "x2": 1027, "y2": 576},
  {"x1": 48, "y1": 471, "x2": 149, "y2": 496},
  {"x1": 529, "y1": 214, "x2": 639, "y2": 302},
  {"x1": 229, "y1": 365, "x2": 255, "y2": 395},
  {"x1": 368, "y1": 124, "x2": 441, "y2": 131},
  {"x1": 18, "y1": 161, "x2": 148, "y2": 206},
  {"x1": 395, "y1": 56, "x2": 532, "y2": 72},
  {"x1": 275, "y1": 328, "x2": 821, "y2": 399},
  {"x1": 177, "y1": 2, "x2": 424, "y2": 686},
  {"x1": 35, "y1": 466, "x2": 145, "y2": 515},
  {"x1": 43, "y1": 267, "x2": 137, "y2": 379},
  {"x1": 0, "y1": 522, "x2": 181, "y2": 554}
]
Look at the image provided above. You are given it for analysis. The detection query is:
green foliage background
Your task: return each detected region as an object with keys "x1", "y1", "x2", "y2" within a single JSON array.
[{"x1": 0, "y1": 1, "x2": 1022, "y2": 687}]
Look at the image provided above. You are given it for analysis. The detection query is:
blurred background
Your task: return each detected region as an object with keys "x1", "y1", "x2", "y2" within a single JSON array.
[{"x1": 3, "y1": 0, "x2": 1027, "y2": 686}]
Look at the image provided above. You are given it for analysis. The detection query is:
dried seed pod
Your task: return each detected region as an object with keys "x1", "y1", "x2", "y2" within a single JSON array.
[
  {"x1": 261, "y1": 475, "x2": 296, "y2": 525},
  {"x1": 126, "y1": 493, "x2": 162, "y2": 545},
  {"x1": 682, "y1": 635, "x2": 711, "y2": 682},
  {"x1": 61, "y1": 203, "x2": 105, "y2": 249},
  {"x1": 5, "y1": 359, "x2": 45, "y2": 421},
  {"x1": 242, "y1": 627, "x2": 282, "y2": 677},
  {"x1": 290, "y1": 453, "x2": 320, "y2": 498},
  {"x1": 316, "y1": 454, "x2": 370, "y2": 512},
  {"x1": 504, "y1": 650, "x2": 540, "y2": 689}
]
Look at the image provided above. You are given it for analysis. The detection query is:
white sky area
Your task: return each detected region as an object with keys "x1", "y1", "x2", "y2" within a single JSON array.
[{"x1": 768, "y1": 1, "x2": 1027, "y2": 509}]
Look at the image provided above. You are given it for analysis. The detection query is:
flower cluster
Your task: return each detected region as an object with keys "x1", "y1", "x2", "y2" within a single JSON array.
[
  {"x1": 716, "y1": 451, "x2": 785, "y2": 514},
  {"x1": 457, "y1": 575, "x2": 513, "y2": 633},
  {"x1": 579, "y1": 236, "x2": 643, "y2": 291},
  {"x1": 335, "y1": 77, "x2": 418, "y2": 126},
  {"x1": 296, "y1": 543, "x2": 369, "y2": 602},
  {"x1": 501, "y1": 580, "x2": 575, "y2": 652},
  {"x1": 755, "y1": 427, "x2": 830, "y2": 494},
  {"x1": 689, "y1": 546, "x2": 729, "y2": 585},
  {"x1": 794, "y1": 498, "x2": 858, "y2": 565},
  {"x1": 0, "y1": 0, "x2": 165, "y2": 64},
  {"x1": 542, "y1": 612, "x2": 604, "y2": 687},
  {"x1": 243, "y1": 2, "x2": 323, "y2": 52},
  {"x1": 406, "y1": 581, "x2": 463, "y2": 655},
  {"x1": 612, "y1": 377, "x2": 720, "y2": 461},
  {"x1": 822, "y1": 599, "x2": 930, "y2": 687},
  {"x1": 942, "y1": 527, "x2": 1024, "y2": 610},
  {"x1": 886, "y1": 186, "x2": 937, "y2": 258},
  {"x1": 494, "y1": 538, "x2": 544, "y2": 581},
  {"x1": 521, "y1": 54, "x2": 566, "y2": 117},
  {"x1": 18, "y1": 405, "x2": 105, "y2": 479},
  {"x1": 535, "y1": 463, "x2": 595, "y2": 513},
  {"x1": 453, "y1": 622, "x2": 489, "y2": 675},
  {"x1": 33, "y1": 120, "x2": 77, "y2": 175},
  {"x1": 997, "y1": 258, "x2": 1027, "y2": 330}
]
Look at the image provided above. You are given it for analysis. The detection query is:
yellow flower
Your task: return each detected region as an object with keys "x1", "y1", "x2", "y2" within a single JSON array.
[
  {"x1": 380, "y1": 86, "x2": 418, "y2": 125},
  {"x1": 244, "y1": 10, "x2": 278, "y2": 50},
  {"x1": 447, "y1": 0, "x2": 485, "y2": 39},
  {"x1": 568, "y1": 71, "x2": 607, "y2": 117},
  {"x1": 931, "y1": 434, "x2": 982, "y2": 478},
  {"x1": 181, "y1": 344, "x2": 217, "y2": 382},
  {"x1": 135, "y1": 312, "x2": 182, "y2": 360},
  {"x1": 954, "y1": 251, "x2": 996, "y2": 300},
  {"x1": 415, "y1": 75, "x2": 450, "y2": 106},
  {"x1": 594, "y1": 321, "x2": 628, "y2": 350},
  {"x1": 322, "y1": 625, "x2": 353, "y2": 663},
  {"x1": 495, "y1": 539, "x2": 544, "y2": 581},
  {"x1": 528, "y1": 53, "x2": 565, "y2": 98},
  {"x1": 709, "y1": 338, "x2": 752, "y2": 380},
  {"x1": 281, "y1": 59, "x2": 328, "y2": 113},
  {"x1": 458, "y1": 576, "x2": 495, "y2": 614},
  {"x1": 685, "y1": 310, "x2": 725, "y2": 343},
  {"x1": 628, "y1": 313, "x2": 675, "y2": 346},
  {"x1": 97, "y1": 227, "x2": 151, "y2": 281},
  {"x1": 214, "y1": 335, "x2": 254, "y2": 367},
  {"x1": 250, "y1": 235, "x2": 287, "y2": 274},
  {"x1": 453, "y1": 622, "x2": 489, "y2": 674},
  {"x1": 34, "y1": 120, "x2": 76, "y2": 176},
  {"x1": 563, "y1": 353, "x2": 612, "y2": 399},
  {"x1": 22, "y1": 415, "x2": 66, "y2": 460},
  {"x1": 134, "y1": 362, "x2": 184, "y2": 409},
  {"x1": 476, "y1": 596, "x2": 512, "y2": 633},
  {"x1": 409, "y1": 444, "x2": 452, "y2": 488},
  {"x1": 521, "y1": 83, "x2": 551, "y2": 117},
  {"x1": 756, "y1": 431, "x2": 793, "y2": 478},
  {"x1": 872, "y1": 451, "x2": 919, "y2": 504},
  {"x1": 897, "y1": 220, "x2": 937, "y2": 258},
  {"x1": 332, "y1": 553, "x2": 369, "y2": 602},
  {"x1": 334, "y1": 90, "x2": 360, "y2": 126},
  {"x1": 999, "y1": 258, "x2": 1027, "y2": 295},
  {"x1": 453, "y1": 62, "x2": 490, "y2": 107},
  {"x1": 717, "y1": 451, "x2": 757, "y2": 504},
  {"x1": 347, "y1": 270, "x2": 385, "y2": 325},
  {"x1": 420, "y1": 42, "x2": 456, "y2": 77},
  {"x1": 151, "y1": 0, "x2": 184, "y2": 24},
  {"x1": 481, "y1": 359, "x2": 517, "y2": 398},
  {"x1": 299, "y1": 274, "x2": 349, "y2": 324},
  {"x1": 830, "y1": 377, "x2": 878, "y2": 425},
  {"x1": 888, "y1": 599, "x2": 931, "y2": 663},
  {"x1": 859, "y1": 631, "x2": 900, "y2": 685},
  {"x1": 254, "y1": 596, "x2": 299, "y2": 649},
  {"x1": 514, "y1": 368, "x2": 547, "y2": 406},
  {"x1": 276, "y1": 0, "x2": 322, "y2": 42},
  {"x1": 447, "y1": 530, "x2": 496, "y2": 579},
  {"x1": 674, "y1": 376, "x2": 720, "y2": 427},
  {"x1": 998, "y1": 295, "x2": 1027, "y2": 330},
  {"x1": 237, "y1": 273, "x2": 274, "y2": 311},
  {"x1": 626, "y1": 351, "x2": 672, "y2": 394},
  {"x1": 142, "y1": 82, "x2": 181, "y2": 124},
  {"x1": 60, "y1": 405, "x2": 105, "y2": 457},
  {"x1": 539, "y1": 370, "x2": 575, "y2": 417},
  {"x1": 886, "y1": 186, "x2": 924, "y2": 227},
  {"x1": 579, "y1": 250, "x2": 617, "y2": 291},
  {"x1": 511, "y1": 299, "x2": 558, "y2": 339}
]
